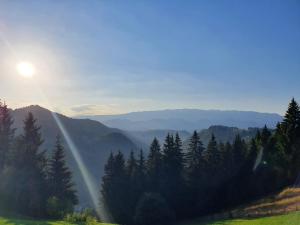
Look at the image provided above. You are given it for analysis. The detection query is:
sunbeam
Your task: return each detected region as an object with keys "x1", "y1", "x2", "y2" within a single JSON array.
[
  {"x1": 0, "y1": 31, "x2": 112, "y2": 222},
  {"x1": 33, "y1": 80, "x2": 112, "y2": 222}
]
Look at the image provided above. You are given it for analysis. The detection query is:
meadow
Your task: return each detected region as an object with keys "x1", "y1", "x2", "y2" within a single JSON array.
[
  {"x1": 0, "y1": 217, "x2": 112, "y2": 225},
  {"x1": 1, "y1": 212, "x2": 300, "y2": 225},
  {"x1": 182, "y1": 211, "x2": 300, "y2": 225}
]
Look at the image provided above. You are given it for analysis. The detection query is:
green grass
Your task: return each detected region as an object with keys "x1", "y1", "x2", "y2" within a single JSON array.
[
  {"x1": 181, "y1": 211, "x2": 300, "y2": 225},
  {"x1": 0, "y1": 217, "x2": 114, "y2": 225}
]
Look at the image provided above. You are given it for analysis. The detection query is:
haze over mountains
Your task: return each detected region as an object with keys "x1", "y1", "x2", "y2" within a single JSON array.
[{"x1": 80, "y1": 109, "x2": 282, "y2": 131}]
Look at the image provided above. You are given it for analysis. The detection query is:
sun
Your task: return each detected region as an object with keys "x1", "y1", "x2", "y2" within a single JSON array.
[{"x1": 17, "y1": 62, "x2": 35, "y2": 78}]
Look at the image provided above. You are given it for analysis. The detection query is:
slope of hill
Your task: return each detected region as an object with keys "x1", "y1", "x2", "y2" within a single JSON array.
[
  {"x1": 81, "y1": 109, "x2": 282, "y2": 131},
  {"x1": 181, "y1": 211, "x2": 300, "y2": 225},
  {"x1": 180, "y1": 188, "x2": 300, "y2": 225},
  {"x1": 11, "y1": 105, "x2": 138, "y2": 207}
]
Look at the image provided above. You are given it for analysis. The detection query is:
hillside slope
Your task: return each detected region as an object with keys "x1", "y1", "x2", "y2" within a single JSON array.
[
  {"x1": 182, "y1": 211, "x2": 300, "y2": 225},
  {"x1": 180, "y1": 188, "x2": 300, "y2": 225},
  {"x1": 11, "y1": 105, "x2": 138, "y2": 207}
]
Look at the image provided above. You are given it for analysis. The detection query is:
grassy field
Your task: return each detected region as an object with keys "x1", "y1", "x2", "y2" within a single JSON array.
[
  {"x1": 181, "y1": 188, "x2": 300, "y2": 225},
  {"x1": 181, "y1": 211, "x2": 300, "y2": 225},
  {"x1": 0, "y1": 217, "x2": 113, "y2": 225},
  {"x1": 1, "y1": 212, "x2": 300, "y2": 225}
]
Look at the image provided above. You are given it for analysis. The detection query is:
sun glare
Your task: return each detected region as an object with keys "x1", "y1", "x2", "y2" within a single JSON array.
[{"x1": 17, "y1": 62, "x2": 35, "y2": 78}]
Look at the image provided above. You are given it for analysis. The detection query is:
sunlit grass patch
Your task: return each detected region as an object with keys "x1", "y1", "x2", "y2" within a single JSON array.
[
  {"x1": 181, "y1": 211, "x2": 300, "y2": 225},
  {"x1": 0, "y1": 217, "x2": 115, "y2": 225}
]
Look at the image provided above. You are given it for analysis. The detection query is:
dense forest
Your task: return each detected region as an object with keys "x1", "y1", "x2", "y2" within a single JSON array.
[
  {"x1": 101, "y1": 99, "x2": 300, "y2": 225},
  {"x1": 0, "y1": 99, "x2": 299, "y2": 225},
  {"x1": 0, "y1": 101, "x2": 77, "y2": 218}
]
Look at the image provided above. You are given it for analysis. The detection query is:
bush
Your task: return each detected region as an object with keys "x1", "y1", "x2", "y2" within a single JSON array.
[
  {"x1": 134, "y1": 193, "x2": 175, "y2": 225},
  {"x1": 47, "y1": 196, "x2": 74, "y2": 218},
  {"x1": 63, "y1": 209, "x2": 98, "y2": 224}
]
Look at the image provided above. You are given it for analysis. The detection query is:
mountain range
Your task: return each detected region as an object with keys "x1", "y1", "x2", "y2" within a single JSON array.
[{"x1": 80, "y1": 109, "x2": 282, "y2": 131}]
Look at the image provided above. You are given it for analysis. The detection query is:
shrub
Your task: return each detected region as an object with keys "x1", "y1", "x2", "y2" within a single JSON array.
[
  {"x1": 134, "y1": 193, "x2": 175, "y2": 225},
  {"x1": 47, "y1": 196, "x2": 74, "y2": 218},
  {"x1": 63, "y1": 208, "x2": 98, "y2": 224}
]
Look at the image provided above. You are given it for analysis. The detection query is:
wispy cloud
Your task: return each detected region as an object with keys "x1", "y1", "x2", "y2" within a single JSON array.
[{"x1": 70, "y1": 104, "x2": 119, "y2": 116}]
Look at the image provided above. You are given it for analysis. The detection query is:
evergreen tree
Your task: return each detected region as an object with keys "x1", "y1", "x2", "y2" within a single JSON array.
[
  {"x1": 0, "y1": 101, "x2": 15, "y2": 170},
  {"x1": 282, "y1": 98, "x2": 300, "y2": 142},
  {"x1": 232, "y1": 135, "x2": 247, "y2": 172},
  {"x1": 48, "y1": 136, "x2": 78, "y2": 217},
  {"x1": 162, "y1": 133, "x2": 185, "y2": 214},
  {"x1": 147, "y1": 138, "x2": 163, "y2": 192},
  {"x1": 260, "y1": 125, "x2": 271, "y2": 148},
  {"x1": 276, "y1": 98, "x2": 300, "y2": 180},
  {"x1": 185, "y1": 131, "x2": 205, "y2": 215},
  {"x1": 101, "y1": 151, "x2": 129, "y2": 224},
  {"x1": 186, "y1": 131, "x2": 205, "y2": 186},
  {"x1": 135, "y1": 150, "x2": 147, "y2": 209},
  {"x1": 127, "y1": 150, "x2": 138, "y2": 179},
  {"x1": 12, "y1": 112, "x2": 48, "y2": 217},
  {"x1": 203, "y1": 134, "x2": 221, "y2": 176},
  {"x1": 186, "y1": 131, "x2": 204, "y2": 166}
]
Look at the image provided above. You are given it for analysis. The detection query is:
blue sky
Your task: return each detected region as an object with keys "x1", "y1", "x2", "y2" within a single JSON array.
[{"x1": 0, "y1": 0, "x2": 299, "y2": 115}]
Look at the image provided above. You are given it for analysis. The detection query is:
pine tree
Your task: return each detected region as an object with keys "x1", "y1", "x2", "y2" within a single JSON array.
[
  {"x1": 0, "y1": 101, "x2": 15, "y2": 170},
  {"x1": 282, "y1": 98, "x2": 300, "y2": 140},
  {"x1": 203, "y1": 134, "x2": 220, "y2": 174},
  {"x1": 48, "y1": 136, "x2": 78, "y2": 217},
  {"x1": 147, "y1": 138, "x2": 163, "y2": 192},
  {"x1": 161, "y1": 133, "x2": 185, "y2": 214},
  {"x1": 101, "y1": 151, "x2": 129, "y2": 224},
  {"x1": 260, "y1": 125, "x2": 271, "y2": 148},
  {"x1": 137, "y1": 150, "x2": 146, "y2": 187},
  {"x1": 13, "y1": 112, "x2": 48, "y2": 217},
  {"x1": 277, "y1": 98, "x2": 300, "y2": 180},
  {"x1": 0, "y1": 101, "x2": 15, "y2": 211},
  {"x1": 186, "y1": 131, "x2": 204, "y2": 174},
  {"x1": 232, "y1": 135, "x2": 247, "y2": 171},
  {"x1": 127, "y1": 151, "x2": 138, "y2": 178}
]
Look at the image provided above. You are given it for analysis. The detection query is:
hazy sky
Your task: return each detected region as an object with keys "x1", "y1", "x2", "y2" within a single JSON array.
[{"x1": 0, "y1": 0, "x2": 299, "y2": 116}]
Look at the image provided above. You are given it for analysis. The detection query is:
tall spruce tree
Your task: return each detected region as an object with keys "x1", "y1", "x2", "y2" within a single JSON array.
[
  {"x1": 136, "y1": 150, "x2": 146, "y2": 190},
  {"x1": 162, "y1": 133, "x2": 185, "y2": 214},
  {"x1": 204, "y1": 134, "x2": 220, "y2": 175},
  {"x1": 147, "y1": 138, "x2": 163, "y2": 192},
  {"x1": 13, "y1": 112, "x2": 48, "y2": 217},
  {"x1": 0, "y1": 101, "x2": 15, "y2": 170},
  {"x1": 48, "y1": 136, "x2": 78, "y2": 217},
  {"x1": 101, "y1": 151, "x2": 129, "y2": 224},
  {"x1": 277, "y1": 98, "x2": 300, "y2": 180},
  {"x1": 232, "y1": 135, "x2": 247, "y2": 172},
  {"x1": 186, "y1": 131, "x2": 205, "y2": 187}
]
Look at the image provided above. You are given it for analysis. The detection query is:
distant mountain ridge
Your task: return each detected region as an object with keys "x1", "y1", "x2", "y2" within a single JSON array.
[{"x1": 79, "y1": 109, "x2": 282, "y2": 131}]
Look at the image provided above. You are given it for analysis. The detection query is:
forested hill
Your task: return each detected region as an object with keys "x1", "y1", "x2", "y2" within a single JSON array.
[
  {"x1": 127, "y1": 126, "x2": 260, "y2": 148},
  {"x1": 11, "y1": 105, "x2": 138, "y2": 206},
  {"x1": 81, "y1": 109, "x2": 282, "y2": 131},
  {"x1": 198, "y1": 125, "x2": 260, "y2": 146}
]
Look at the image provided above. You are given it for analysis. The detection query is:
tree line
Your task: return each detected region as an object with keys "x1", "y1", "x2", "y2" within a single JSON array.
[
  {"x1": 101, "y1": 98, "x2": 300, "y2": 225},
  {"x1": 0, "y1": 101, "x2": 77, "y2": 218}
]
